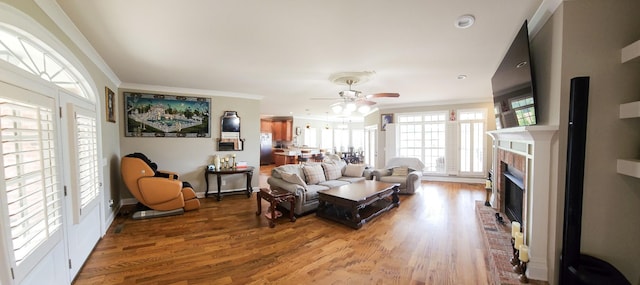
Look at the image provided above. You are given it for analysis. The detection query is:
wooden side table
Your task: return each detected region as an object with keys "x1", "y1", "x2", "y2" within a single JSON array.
[{"x1": 256, "y1": 188, "x2": 296, "y2": 228}]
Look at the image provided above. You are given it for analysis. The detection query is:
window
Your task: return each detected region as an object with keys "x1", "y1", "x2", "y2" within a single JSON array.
[
  {"x1": 397, "y1": 109, "x2": 486, "y2": 176},
  {"x1": 333, "y1": 129, "x2": 349, "y2": 152},
  {"x1": 0, "y1": 26, "x2": 92, "y2": 101},
  {"x1": 303, "y1": 127, "x2": 317, "y2": 147},
  {"x1": 320, "y1": 128, "x2": 333, "y2": 150},
  {"x1": 0, "y1": 96, "x2": 62, "y2": 266},
  {"x1": 510, "y1": 96, "x2": 536, "y2": 126},
  {"x1": 459, "y1": 109, "x2": 485, "y2": 174},
  {"x1": 69, "y1": 108, "x2": 100, "y2": 222},
  {"x1": 397, "y1": 113, "x2": 446, "y2": 173},
  {"x1": 351, "y1": 129, "x2": 364, "y2": 151}
]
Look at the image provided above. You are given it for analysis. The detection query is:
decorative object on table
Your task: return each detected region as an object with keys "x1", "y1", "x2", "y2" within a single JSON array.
[
  {"x1": 232, "y1": 154, "x2": 236, "y2": 168},
  {"x1": 381, "y1": 113, "x2": 393, "y2": 131},
  {"x1": 485, "y1": 171, "x2": 493, "y2": 206},
  {"x1": 495, "y1": 212, "x2": 505, "y2": 225},
  {"x1": 124, "y1": 92, "x2": 210, "y2": 137},
  {"x1": 513, "y1": 232, "x2": 524, "y2": 271},
  {"x1": 105, "y1": 87, "x2": 116, "y2": 123},
  {"x1": 213, "y1": 154, "x2": 221, "y2": 170},
  {"x1": 517, "y1": 245, "x2": 530, "y2": 283},
  {"x1": 510, "y1": 221, "x2": 521, "y2": 266}
]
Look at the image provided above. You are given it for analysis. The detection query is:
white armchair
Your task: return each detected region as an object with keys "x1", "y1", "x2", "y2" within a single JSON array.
[{"x1": 372, "y1": 157, "x2": 425, "y2": 194}]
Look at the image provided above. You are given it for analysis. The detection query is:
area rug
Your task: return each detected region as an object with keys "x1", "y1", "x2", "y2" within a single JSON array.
[{"x1": 475, "y1": 201, "x2": 547, "y2": 285}]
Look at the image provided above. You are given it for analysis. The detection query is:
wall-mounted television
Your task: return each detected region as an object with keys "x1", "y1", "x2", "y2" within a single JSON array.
[{"x1": 491, "y1": 20, "x2": 537, "y2": 129}]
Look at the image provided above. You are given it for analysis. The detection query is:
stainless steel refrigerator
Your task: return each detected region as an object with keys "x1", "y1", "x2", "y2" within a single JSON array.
[{"x1": 260, "y1": 133, "x2": 273, "y2": 165}]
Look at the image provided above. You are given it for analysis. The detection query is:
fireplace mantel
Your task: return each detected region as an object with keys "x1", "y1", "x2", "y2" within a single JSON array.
[
  {"x1": 487, "y1": 125, "x2": 558, "y2": 142},
  {"x1": 487, "y1": 125, "x2": 558, "y2": 281}
]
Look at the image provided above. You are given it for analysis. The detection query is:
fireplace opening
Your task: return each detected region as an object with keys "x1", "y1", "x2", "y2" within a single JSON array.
[{"x1": 504, "y1": 166, "x2": 524, "y2": 225}]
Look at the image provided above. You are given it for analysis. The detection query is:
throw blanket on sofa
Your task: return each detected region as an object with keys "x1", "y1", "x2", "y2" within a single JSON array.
[{"x1": 385, "y1": 157, "x2": 425, "y2": 171}]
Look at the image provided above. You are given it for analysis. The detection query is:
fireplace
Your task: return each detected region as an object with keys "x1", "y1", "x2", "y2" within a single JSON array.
[
  {"x1": 504, "y1": 168, "x2": 524, "y2": 225},
  {"x1": 487, "y1": 125, "x2": 558, "y2": 282}
]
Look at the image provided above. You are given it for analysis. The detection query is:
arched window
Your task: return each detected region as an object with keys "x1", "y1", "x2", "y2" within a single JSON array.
[{"x1": 0, "y1": 24, "x2": 93, "y2": 101}]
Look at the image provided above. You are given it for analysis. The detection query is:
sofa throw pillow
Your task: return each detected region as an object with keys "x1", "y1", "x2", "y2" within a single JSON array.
[
  {"x1": 303, "y1": 164, "x2": 326, "y2": 185},
  {"x1": 343, "y1": 164, "x2": 366, "y2": 177},
  {"x1": 322, "y1": 163, "x2": 342, "y2": 180},
  {"x1": 281, "y1": 172, "x2": 307, "y2": 188},
  {"x1": 392, "y1": 166, "x2": 409, "y2": 176}
]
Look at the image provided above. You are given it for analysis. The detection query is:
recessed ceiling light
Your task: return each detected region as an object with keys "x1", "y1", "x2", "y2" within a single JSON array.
[
  {"x1": 455, "y1": 14, "x2": 475, "y2": 29},
  {"x1": 457, "y1": 75, "x2": 467, "y2": 80},
  {"x1": 516, "y1": 61, "x2": 528, "y2": 68}
]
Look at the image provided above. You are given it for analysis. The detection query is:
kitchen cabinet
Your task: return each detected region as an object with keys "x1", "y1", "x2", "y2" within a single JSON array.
[
  {"x1": 260, "y1": 120, "x2": 272, "y2": 132},
  {"x1": 272, "y1": 120, "x2": 292, "y2": 141}
]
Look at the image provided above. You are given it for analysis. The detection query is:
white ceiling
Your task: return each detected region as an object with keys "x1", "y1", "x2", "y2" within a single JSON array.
[{"x1": 56, "y1": 0, "x2": 545, "y2": 121}]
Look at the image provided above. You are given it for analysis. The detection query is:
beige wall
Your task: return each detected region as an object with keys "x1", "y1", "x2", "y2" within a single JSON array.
[
  {"x1": 5, "y1": 0, "x2": 122, "y2": 222},
  {"x1": 562, "y1": 0, "x2": 640, "y2": 283},
  {"x1": 533, "y1": 1, "x2": 640, "y2": 283},
  {"x1": 529, "y1": 5, "x2": 565, "y2": 283},
  {"x1": 118, "y1": 88, "x2": 261, "y2": 198}
]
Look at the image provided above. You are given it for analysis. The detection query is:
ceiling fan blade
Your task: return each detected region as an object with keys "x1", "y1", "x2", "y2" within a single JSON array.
[
  {"x1": 310, "y1": 97, "x2": 340, "y2": 101},
  {"x1": 367, "y1": 92, "x2": 400, "y2": 98},
  {"x1": 357, "y1": 99, "x2": 376, "y2": 106}
]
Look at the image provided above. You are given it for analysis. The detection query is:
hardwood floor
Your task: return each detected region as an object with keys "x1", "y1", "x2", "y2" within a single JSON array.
[{"x1": 74, "y1": 168, "x2": 490, "y2": 284}]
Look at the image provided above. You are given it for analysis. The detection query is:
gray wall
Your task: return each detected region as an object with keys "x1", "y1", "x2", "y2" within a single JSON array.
[
  {"x1": 118, "y1": 88, "x2": 261, "y2": 198},
  {"x1": 533, "y1": 1, "x2": 640, "y2": 283}
]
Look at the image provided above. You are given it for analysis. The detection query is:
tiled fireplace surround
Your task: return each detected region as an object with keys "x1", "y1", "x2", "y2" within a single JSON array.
[{"x1": 487, "y1": 126, "x2": 558, "y2": 282}]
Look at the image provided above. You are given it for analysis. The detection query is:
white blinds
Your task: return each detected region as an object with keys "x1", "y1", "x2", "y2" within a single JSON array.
[
  {"x1": 0, "y1": 97, "x2": 61, "y2": 265},
  {"x1": 70, "y1": 107, "x2": 100, "y2": 222}
]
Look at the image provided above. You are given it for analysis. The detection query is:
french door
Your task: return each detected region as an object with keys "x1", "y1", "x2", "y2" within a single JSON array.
[
  {"x1": 0, "y1": 82, "x2": 102, "y2": 284},
  {"x1": 364, "y1": 126, "x2": 377, "y2": 168},
  {"x1": 59, "y1": 91, "x2": 102, "y2": 279}
]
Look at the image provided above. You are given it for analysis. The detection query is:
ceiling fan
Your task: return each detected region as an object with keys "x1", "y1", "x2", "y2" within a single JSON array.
[{"x1": 312, "y1": 72, "x2": 400, "y2": 114}]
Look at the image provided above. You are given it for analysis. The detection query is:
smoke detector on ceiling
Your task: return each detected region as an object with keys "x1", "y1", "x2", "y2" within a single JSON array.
[{"x1": 455, "y1": 14, "x2": 475, "y2": 29}]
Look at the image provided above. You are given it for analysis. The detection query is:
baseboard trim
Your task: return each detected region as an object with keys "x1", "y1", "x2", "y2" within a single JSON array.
[
  {"x1": 120, "y1": 187, "x2": 260, "y2": 206},
  {"x1": 422, "y1": 176, "x2": 484, "y2": 184}
]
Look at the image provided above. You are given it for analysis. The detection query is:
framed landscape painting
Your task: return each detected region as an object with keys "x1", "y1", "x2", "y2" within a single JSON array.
[{"x1": 124, "y1": 92, "x2": 210, "y2": 137}]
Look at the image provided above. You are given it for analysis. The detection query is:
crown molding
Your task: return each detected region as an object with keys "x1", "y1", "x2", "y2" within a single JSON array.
[
  {"x1": 119, "y1": 82, "x2": 264, "y2": 100},
  {"x1": 34, "y1": 0, "x2": 121, "y2": 86},
  {"x1": 528, "y1": 0, "x2": 563, "y2": 39}
]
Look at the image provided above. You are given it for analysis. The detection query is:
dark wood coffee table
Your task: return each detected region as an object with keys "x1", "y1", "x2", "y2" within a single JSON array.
[{"x1": 316, "y1": 180, "x2": 400, "y2": 229}]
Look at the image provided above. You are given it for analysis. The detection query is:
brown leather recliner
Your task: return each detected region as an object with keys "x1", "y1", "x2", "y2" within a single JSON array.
[{"x1": 121, "y1": 153, "x2": 200, "y2": 212}]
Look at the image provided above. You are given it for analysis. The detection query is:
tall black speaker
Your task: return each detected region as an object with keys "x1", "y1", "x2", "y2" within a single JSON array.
[
  {"x1": 559, "y1": 77, "x2": 630, "y2": 285},
  {"x1": 560, "y1": 76, "x2": 590, "y2": 284}
]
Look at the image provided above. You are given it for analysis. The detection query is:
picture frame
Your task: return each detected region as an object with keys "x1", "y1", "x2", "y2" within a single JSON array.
[
  {"x1": 124, "y1": 92, "x2": 211, "y2": 137},
  {"x1": 381, "y1": 113, "x2": 393, "y2": 131},
  {"x1": 105, "y1": 87, "x2": 116, "y2": 123}
]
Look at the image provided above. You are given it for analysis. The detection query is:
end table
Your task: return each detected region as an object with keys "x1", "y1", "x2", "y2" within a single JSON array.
[{"x1": 256, "y1": 188, "x2": 296, "y2": 228}]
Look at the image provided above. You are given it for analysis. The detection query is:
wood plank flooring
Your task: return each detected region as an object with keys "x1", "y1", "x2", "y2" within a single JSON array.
[{"x1": 74, "y1": 169, "x2": 491, "y2": 284}]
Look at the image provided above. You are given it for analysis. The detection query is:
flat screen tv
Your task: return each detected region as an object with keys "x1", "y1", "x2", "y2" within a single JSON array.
[{"x1": 491, "y1": 20, "x2": 537, "y2": 129}]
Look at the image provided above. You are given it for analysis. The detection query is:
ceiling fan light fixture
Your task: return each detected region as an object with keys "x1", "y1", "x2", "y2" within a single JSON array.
[
  {"x1": 345, "y1": 102, "x2": 357, "y2": 112},
  {"x1": 331, "y1": 103, "x2": 343, "y2": 114},
  {"x1": 358, "y1": 104, "x2": 371, "y2": 114}
]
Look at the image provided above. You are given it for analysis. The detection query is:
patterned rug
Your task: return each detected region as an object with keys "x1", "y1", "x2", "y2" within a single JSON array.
[{"x1": 475, "y1": 201, "x2": 547, "y2": 285}]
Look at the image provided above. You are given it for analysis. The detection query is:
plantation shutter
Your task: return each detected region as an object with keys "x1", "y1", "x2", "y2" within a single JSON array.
[
  {"x1": 68, "y1": 105, "x2": 100, "y2": 223},
  {"x1": 0, "y1": 94, "x2": 62, "y2": 270}
]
